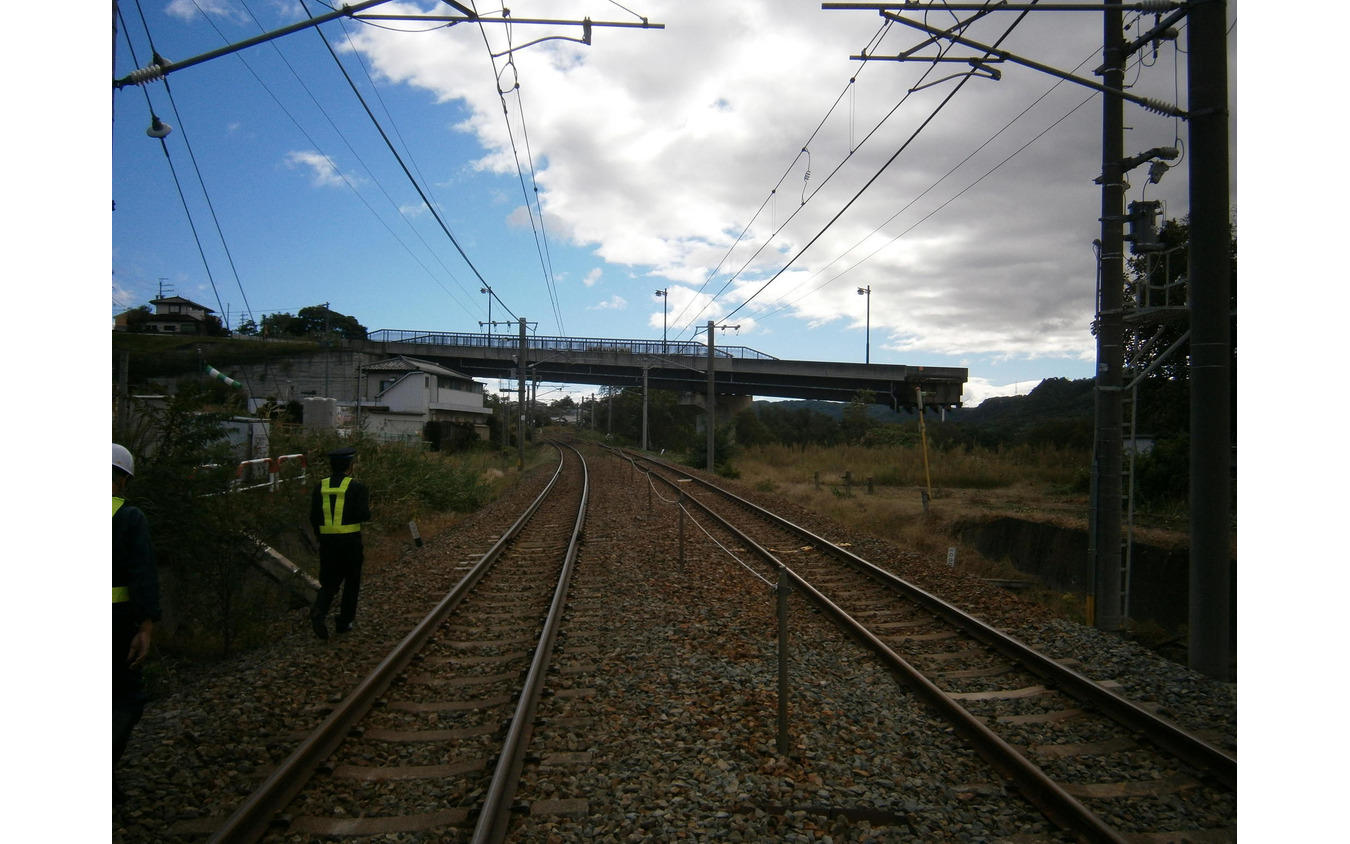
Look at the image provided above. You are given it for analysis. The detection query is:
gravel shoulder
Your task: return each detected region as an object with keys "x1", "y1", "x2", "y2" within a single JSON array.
[{"x1": 112, "y1": 449, "x2": 1235, "y2": 843}]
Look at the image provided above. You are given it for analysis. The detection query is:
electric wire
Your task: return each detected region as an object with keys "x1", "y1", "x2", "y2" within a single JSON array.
[
  {"x1": 226, "y1": 0, "x2": 480, "y2": 319},
  {"x1": 673, "y1": 5, "x2": 1007, "y2": 338},
  {"x1": 119, "y1": 3, "x2": 233, "y2": 332},
  {"x1": 472, "y1": 4, "x2": 566, "y2": 334},
  {"x1": 193, "y1": 0, "x2": 479, "y2": 319},
  {"x1": 720, "y1": 3, "x2": 1038, "y2": 326},
  {"x1": 297, "y1": 0, "x2": 521, "y2": 323},
  {"x1": 756, "y1": 43, "x2": 1102, "y2": 321},
  {"x1": 123, "y1": 1, "x2": 257, "y2": 329},
  {"x1": 670, "y1": 17, "x2": 904, "y2": 336}
]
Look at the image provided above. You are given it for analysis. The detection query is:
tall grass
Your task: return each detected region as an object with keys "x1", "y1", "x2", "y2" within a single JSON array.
[
  {"x1": 730, "y1": 441, "x2": 1095, "y2": 622},
  {"x1": 737, "y1": 441, "x2": 1089, "y2": 491}
]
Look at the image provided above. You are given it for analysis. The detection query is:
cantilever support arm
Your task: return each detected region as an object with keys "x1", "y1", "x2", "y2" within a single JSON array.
[{"x1": 115, "y1": 0, "x2": 401, "y2": 89}]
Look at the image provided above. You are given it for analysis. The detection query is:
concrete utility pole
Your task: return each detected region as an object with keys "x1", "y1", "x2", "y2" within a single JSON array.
[
  {"x1": 1092, "y1": 1, "x2": 1126, "y2": 632},
  {"x1": 1186, "y1": 0, "x2": 1232, "y2": 681},
  {"x1": 517, "y1": 317, "x2": 527, "y2": 470},
  {"x1": 706, "y1": 321, "x2": 716, "y2": 472}
]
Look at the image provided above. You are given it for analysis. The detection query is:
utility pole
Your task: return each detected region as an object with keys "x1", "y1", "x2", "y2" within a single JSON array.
[
  {"x1": 706, "y1": 321, "x2": 716, "y2": 472},
  {"x1": 1092, "y1": 1, "x2": 1126, "y2": 632},
  {"x1": 1186, "y1": 0, "x2": 1232, "y2": 680},
  {"x1": 517, "y1": 317, "x2": 527, "y2": 470}
]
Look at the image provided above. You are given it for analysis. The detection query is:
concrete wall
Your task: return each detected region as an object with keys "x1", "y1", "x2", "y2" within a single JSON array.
[{"x1": 956, "y1": 516, "x2": 1236, "y2": 638}]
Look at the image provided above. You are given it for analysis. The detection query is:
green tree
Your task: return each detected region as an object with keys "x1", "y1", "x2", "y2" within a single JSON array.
[
  {"x1": 260, "y1": 305, "x2": 368, "y2": 340},
  {"x1": 842, "y1": 390, "x2": 878, "y2": 443}
]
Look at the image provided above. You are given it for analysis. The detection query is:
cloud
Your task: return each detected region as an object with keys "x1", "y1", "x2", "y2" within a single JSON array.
[
  {"x1": 589, "y1": 295, "x2": 627, "y2": 311},
  {"x1": 583, "y1": 268, "x2": 603, "y2": 287},
  {"x1": 344, "y1": 0, "x2": 1196, "y2": 362},
  {"x1": 961, "y1": 376, "x2": 1044, "y2": 408},
  {"x1": 166, "y1": 0, "x2": 247, "y2": 23},
  {"x1": 283, "y1": 151, "x2": 356, "y2": 189}
]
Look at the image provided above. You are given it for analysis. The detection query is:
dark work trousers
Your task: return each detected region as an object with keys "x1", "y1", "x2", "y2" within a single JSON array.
[
  {"x1": 112, "y1": 612, "x2": 145, "y2": 769},
  {"x1": 312, "y1": 533, "x2": 364, "y2": 630}
]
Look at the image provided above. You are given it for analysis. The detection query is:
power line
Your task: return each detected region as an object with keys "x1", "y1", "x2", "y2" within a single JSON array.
[{"x1": 298, "y1": 0, "x2": 520, "y2": 323}]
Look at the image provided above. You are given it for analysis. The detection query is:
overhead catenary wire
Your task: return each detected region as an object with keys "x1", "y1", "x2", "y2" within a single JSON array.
[
  {"x1": 296, "y1": 0, "x2": 520, "y2": 324},
  {"x1": 122, "y1": 0, "x2": 256, "y2": 329},
  {"x1": 673, "y1": 4, "x2": 1006, "y2": 338},
  {"x1": 720, "y1": 4, "x2": 1039, "y2": 326},
  {"x1": 473, "y1": 5, "x2": 566, "y2": 334},
  {"x1": 755, "y1": 43, "x2": 1103, "y2": 322}
]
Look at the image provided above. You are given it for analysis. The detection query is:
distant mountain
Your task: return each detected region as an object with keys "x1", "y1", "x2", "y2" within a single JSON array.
[
  {"x1": 750, "y1": 377, "x2": 1096, "y2": 448},
  {"x1": 946, "y1": 377, "x2": 1094, "y2": 426}
]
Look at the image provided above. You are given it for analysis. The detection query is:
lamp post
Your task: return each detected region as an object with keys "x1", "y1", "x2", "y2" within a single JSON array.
[
  {"x1": 480, "y1": 287, "x2": 492, "y2": 338},
  {"x1": 655, "y1": 288, "x2": 669, "y2": 354},
  {"x1": 857, "y1": 286, "x2": 871, "y2": 364}
]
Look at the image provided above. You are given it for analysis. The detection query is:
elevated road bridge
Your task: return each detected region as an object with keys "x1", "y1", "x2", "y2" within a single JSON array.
[{"x1": 361, "y1": 329, "x2": 966, "y2": 411}]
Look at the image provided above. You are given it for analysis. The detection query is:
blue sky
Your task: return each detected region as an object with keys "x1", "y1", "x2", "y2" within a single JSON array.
[{"x1": 104, "y1": 0, "x2": 1235, "y2": 406}]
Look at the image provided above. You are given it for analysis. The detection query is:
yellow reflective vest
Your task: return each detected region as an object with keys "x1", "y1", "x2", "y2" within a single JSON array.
[
  {"x1": 112, "y1": 496, "x2": 131, "y2": 603},
  {"x1": 319, "y1": 477, "x2": 362, "y2": 534}
]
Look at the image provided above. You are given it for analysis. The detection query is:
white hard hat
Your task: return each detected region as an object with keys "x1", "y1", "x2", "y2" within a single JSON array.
[{"x1": 113, "y1": 443, "x2": 135, "y2": 476}]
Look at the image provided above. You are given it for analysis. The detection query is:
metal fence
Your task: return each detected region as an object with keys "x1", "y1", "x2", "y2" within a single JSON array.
[{"x1": 366, "y1": 329, "x2": 778, "y2": 361}]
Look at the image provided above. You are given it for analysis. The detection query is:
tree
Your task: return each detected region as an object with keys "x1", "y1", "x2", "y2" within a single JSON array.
[
  {"x1": 1124, "y1": 216, "x2": 1237, "y2": 383},
  {"x1": 260, "y1": 305, "x2": 367, "y2": 340},
  {"x1": 1123, "y1": 216, "x2": 1237, "y2": 442},
  {"x1": 842, "y1": 390, "x2": 878, "y2": 443}
]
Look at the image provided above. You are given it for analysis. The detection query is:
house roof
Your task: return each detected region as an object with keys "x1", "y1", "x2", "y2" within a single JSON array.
[
  {"x1": 362, "y1": 355, "x2": 472, "y2": 380},
  {"x1": 150, "y1": 296, "x2": 215, "y2": 313}
]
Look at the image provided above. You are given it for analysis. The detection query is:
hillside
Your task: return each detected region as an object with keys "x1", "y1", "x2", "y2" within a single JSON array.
[{"x1": 752, "y1": 377, "x2": 1096, "y2": 445}]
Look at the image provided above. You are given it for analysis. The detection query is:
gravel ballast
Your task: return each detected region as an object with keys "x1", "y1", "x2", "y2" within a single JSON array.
[{"x1": 112, "y1": 450, "x2": 1235, "y2": 843}]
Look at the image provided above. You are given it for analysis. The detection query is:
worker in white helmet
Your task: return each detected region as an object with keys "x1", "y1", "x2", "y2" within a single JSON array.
[{"x1": 112, "y1": 444, "x2": 161, "y2": 805}]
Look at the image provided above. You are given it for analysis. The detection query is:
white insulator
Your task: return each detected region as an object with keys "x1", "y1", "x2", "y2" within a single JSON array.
[
  {"x1": 126, "y1": 65, "x2": 165, "y2": 86},
  {"x1": 1140, "y1": 97, "x2": 1179, "y2": 116}
]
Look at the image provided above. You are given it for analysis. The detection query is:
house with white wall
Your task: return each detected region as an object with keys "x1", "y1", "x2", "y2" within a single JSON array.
[{"x1": 355, "y1": 356, "x2": 492, "y2": 446}]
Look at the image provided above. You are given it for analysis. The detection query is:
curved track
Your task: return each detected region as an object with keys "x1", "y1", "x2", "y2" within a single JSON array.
[{"x1": 616, "y1": 446, "x2": 1236, "y2": 844}]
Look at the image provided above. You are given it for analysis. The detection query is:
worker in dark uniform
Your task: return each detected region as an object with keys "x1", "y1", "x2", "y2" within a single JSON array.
[
  {"x1": 309, "y1": 446, "x2": 370, "y2": 640},
  {"x1": 113, "y1": 443, "x2": 161, "y2": 805}
]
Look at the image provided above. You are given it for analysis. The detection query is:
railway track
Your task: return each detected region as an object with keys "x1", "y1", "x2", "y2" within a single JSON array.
[
  {"x1": 207, "y1": 442, "x2": 589, "y2": 844},
  {"x1": 615, "y1": 446, "x2": 1236, "y2": 844}
]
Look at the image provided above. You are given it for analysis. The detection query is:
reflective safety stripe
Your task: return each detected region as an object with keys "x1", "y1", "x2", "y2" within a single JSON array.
[
  {"x1": 319, "y1": 476, "x2": 361, "y2": 534},
  {"x1": 114, "y1": 497, "x2": 130, "y2": 602}
]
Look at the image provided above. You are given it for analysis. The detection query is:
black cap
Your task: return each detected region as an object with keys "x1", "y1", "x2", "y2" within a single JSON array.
[{"x1": 328, "y1": 446, "x2": 356, "y2": 474}]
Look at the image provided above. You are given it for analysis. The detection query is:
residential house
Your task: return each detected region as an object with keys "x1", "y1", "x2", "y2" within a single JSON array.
[
  {"x1": 355, "y1": 356, "x2": 492, "y2": 447},
  {"x1": 114, "y1": 296, "x2": 217, "y2": 334}
]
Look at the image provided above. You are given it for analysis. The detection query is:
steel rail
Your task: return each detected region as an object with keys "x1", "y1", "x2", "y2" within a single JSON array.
[
  {"x1": 207, "y1": 447, "x2": 569, "y2": 844},
  {"x1": 639, "y1": 455, "x2": 1237, "y2": 792},
  {"x1": 625, "y1": 455, "x2": 1129, "y2": 844},
  {"x1": 471, "y1": 441, "x2": 590, "y2": 844}
]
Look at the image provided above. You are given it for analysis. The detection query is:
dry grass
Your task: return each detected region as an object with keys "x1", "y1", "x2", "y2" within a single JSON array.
[{"x1": 730, "y1": 441, "x2": 1187, "y2": 607}]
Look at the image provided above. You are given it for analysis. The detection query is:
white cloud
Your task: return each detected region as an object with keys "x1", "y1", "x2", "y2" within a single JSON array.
[
  {"x1": 961, "y1": 376, "x2": 1044, "y2": 408},
  {"x1": 343, "y1": 0, "x2": 1203, "y2": 364},
  {"x1": 166, "y1": 0, "x2": 247, "y2": 23},
  {"x1": 583, "y1": 268, "x2": 603, "y2": 287},
  {"x1": 590, "y1": 295, "x2": 627, "y2": 311},
  {"x1": 283, "y1": 151, "x2": 356, "y2": 189}
]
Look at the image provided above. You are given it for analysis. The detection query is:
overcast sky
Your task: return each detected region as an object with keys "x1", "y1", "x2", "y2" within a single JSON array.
[{"x1": 99, "y1": 0, "x2": 1236, "y2": 405}]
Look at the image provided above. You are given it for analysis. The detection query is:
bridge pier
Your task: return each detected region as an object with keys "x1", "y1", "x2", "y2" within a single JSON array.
[{"x1": 681, "y1": 393, "x2": 753, "y2": 432}]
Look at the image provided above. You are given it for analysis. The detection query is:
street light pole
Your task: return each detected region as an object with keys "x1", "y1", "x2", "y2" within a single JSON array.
[
  {"x1": 857, "y1": 286, "x2": 871, "y2": 364},
  {"x1": 481, "y1": 287, "x2": 492, "y2": 338},
  {"x1": 655, "y1": 288, "x2": 668, "y2": 354}
]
